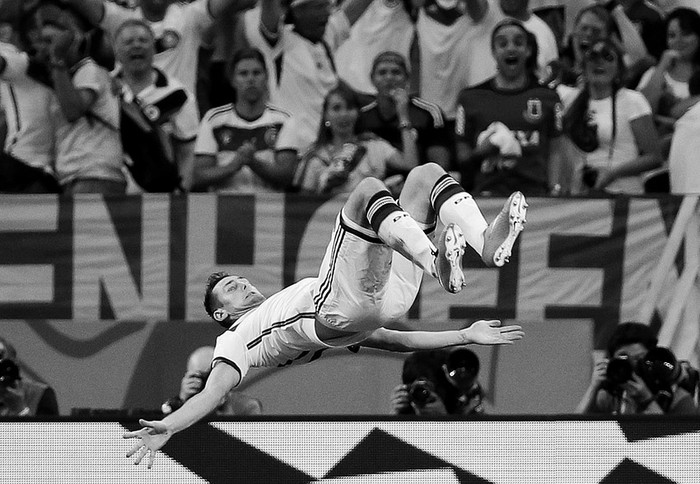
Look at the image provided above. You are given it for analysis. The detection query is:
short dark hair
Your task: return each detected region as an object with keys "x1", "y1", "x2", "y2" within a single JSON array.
[
  {"x1": 203, "y1": 271, "x2": 231, "y2": 328},
  {"x1": 370, "y1": 51, "x2": 409, "y2": 79},
  {"x1": 226, "y1": 47, "x2": 268, "y2": 82},
  {"x1": 606, "y1": 322, "x2": 658, "y2": 357}
]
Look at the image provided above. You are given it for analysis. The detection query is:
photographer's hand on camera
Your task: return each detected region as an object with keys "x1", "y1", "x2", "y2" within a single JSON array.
[
  {"x1": 179, "y1": 371, "x2": 206, "y2": 402},
  {"x1": 0, "y1": 380, "x2": 30, "y2": 416}
]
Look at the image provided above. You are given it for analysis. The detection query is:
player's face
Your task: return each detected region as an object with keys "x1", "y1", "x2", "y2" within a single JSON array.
[
  {"x1": 371, "y1": 60, "x2": 408, "y2": 95},
  {"x1": 492, "y1": 25, "x2": 531, "y2": 80},
  {"x1": 324, "y1": 93, "x2": 358, "y2": 137},
  {"x1": 292, "y1": 0, "x2": 332, "y2": 43},
  {"x1": 212, "y1": 276, "x2": 266, "y2": 316},
  {"x1": 231, "y1": 58, "x2": 267, "y2": 104},
  {"x1": 583, "y1": 42, "x2": 619, "y2": 85},
  {"x1": 114, "y1": 25, "x2": 155, "y2": 71},
  {"x1": 667, "y1": 19, "x2": 700, "y2": 62}
]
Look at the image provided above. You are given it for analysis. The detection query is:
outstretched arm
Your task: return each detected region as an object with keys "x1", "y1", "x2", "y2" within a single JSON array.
[
  {"x1": 359, "y1": 320, "x2": 524, "y2": 352},
  {"x1": 123, "y1": 362, "x2": 241, "y2": 468}
]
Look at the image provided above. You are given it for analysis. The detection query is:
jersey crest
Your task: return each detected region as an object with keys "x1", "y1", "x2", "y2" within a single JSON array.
[{"x1": 523, "y1": 98, "x2": 542, "y2": 124}]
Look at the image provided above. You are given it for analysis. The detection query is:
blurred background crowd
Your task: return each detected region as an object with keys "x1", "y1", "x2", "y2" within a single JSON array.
[
  {"x1": 1, "y1": 0, "x2": 700, "y2": 418},
  {"x1": 1, "y1": 0, "x2": 699, "y2": 196}
]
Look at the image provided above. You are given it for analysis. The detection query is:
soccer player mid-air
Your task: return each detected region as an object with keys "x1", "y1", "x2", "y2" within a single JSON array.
[{"x1": 124, "y1": 162, "x2": 527, "y2": 467}]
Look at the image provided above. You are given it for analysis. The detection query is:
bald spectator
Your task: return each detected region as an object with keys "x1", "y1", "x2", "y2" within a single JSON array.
[{"x1": 162, "y1": 346, "x2": 263, "y2": 416}]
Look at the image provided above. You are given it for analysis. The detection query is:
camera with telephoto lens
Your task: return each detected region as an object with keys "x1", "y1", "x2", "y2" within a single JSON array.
[
  {"x1": 0, "y1": 358, "x2": 21, "y2": 389},
  {"x1": 636, "y1": 347, "x2": 680, "y2": 411},
  {"x1": 605, "y1": 356, "x2": 635, "y2": 388},
  {"x1": 408, "y1": 378, "x2": 435, "y2": 406}
]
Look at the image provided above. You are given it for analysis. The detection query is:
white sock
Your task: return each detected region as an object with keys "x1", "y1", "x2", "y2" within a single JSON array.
[
  {"x1": 438, "y1": 193, "x2": 488, "y2": 255},
  {"x1": 377, "y1": 212, "x2": 437, "y2": 276}
]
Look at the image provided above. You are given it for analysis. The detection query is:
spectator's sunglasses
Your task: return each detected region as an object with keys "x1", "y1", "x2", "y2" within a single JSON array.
[{"x1": 585, "y1": 43, "x2": 617, "y2": 63}]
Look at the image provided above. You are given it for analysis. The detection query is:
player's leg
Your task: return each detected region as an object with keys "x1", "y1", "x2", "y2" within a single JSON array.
[
  {"x1": 403, "y1": 163, "x2": 527, "y2": 268},
  {"x1": 342, "y1": 177, "x2": 437, "y2": 277}
]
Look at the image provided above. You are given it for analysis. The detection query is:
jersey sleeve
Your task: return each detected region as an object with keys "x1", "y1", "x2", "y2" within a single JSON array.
[
  {"x1": 625, "y1": 89, "x2": 653, "y2": 121},
  {"x1": 185, "y1": 0, "x2": 216, "y2": 36},
  {"x1": 213, "y1": 330, "x2": 250, "y2": 384},
  {"x1": 0, "y1": 43, "x2": 29, "y2": 82},
  {"x1": 454, "y1": 90, "x2": 476, "y2": 146},
  {"x1": 170, "y1": 90, "x2": 200, "y2": 142},
  {"x1": 323, "y1": 10, "x2": 351, "y2": 52},
  {"x1": 194, "y1": 111, "x2": 217, "y2": 155}
]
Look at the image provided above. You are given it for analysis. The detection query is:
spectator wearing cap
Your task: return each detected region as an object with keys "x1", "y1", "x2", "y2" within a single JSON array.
[
  {"x1": 244, "y1": 0, "x2": 375, "y2": 159},
  {"x1": 358, "y1": 51, "x2": 451, "y2": 175},
  {"x1": 112, "y1": 18, "x2": 200, "y2": 192}
]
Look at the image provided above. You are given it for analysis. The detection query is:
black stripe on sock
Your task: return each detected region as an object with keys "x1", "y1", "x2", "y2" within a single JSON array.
[
  {"x1": 430, "y1": 174, "x2": 465, "y2": 214},
  {"x1": 366, "y1": 190, "x2": 401, "y2": 234}
]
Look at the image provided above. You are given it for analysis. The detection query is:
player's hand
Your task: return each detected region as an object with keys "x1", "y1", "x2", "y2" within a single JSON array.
[
  {"x1": 123, "y1": 419, "x2": 172, "y2": 469},
  {"x1": 463, "y1": 320, "x2": 524, "y2": 345}
]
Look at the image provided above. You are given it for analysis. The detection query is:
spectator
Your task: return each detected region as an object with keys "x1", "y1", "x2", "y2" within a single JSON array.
[
  {"x1": 637, "y1": 8, "x2": 700, "y2": 121},
  {"x1": 358, "y1": 51, "x2": 451, "y2": 173},
  {"x1": 667, "y1": 70, "x2": 700, "y2": 193},
  {"x1": 244, "y1": 0, "x2": 374, "y2": 155},
  {"x1": 65, "y1": 0, "x2": 250, "y2": 98},
  {"x1": 530, "y1": 0, "x2": 565, "y2": 52},
  {"x1": 559, "y1": 4, "x2": 649, "y2": 88},
  {"x1": 499, "y1": 0, "x2": 561, "y2": 82},
  {"x1": 575, "y1": 322, "x2": 698, "y2": 415},
  {"x1": 559, "y1": 39, "x2": 662, "y2": 194},
  {"x1": 390, "y1": 347, "x2": 487, "y2": 415},
  {"x1": 455, "y1": 19, "x2": 564, "y2": 196},
  {"x1": 161, "y1": 346, "x2": 262, "y2": 416},
  {"x1": 192, "y1": 47, "x2": 294, "y2": 192},
  {"x1": 113, "y1": 18, "x2": 199, "y2": 192},
  {"x1": 620, "y1": 0, "x2": 667, "y2": 62},
  {"x1": 415, "y1": 0, "x2": 504, "y2": 121},
  {"x1": 0, "y1": 336, "x2": 59, "y2": 417},
  {"x1": 293, "y1": 83, "x2": 418, "y2": 195},
  {"x1": 0, "y1": 12, "x2": 60, "y2": 194},
  {"x1": 334, "y1": 0, "x2": 416, "y2": 97},
  {"x1": 37, "y1": 2, "x2": 126, "y2": 194}
]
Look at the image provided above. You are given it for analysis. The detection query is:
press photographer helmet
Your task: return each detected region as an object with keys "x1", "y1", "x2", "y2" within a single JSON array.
[{"x1": 0, "y1": 358, "x2": 21, "y2": 389}]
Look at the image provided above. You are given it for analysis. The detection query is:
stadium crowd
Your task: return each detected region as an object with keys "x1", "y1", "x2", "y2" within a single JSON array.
[{"x1": 1, "y1": 0, "x2": 699, "y2": 196}]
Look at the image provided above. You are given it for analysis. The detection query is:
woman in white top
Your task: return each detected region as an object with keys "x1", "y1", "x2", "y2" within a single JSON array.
[
  {"x1": 294, "y1": 83, "x2": 418, "y2": 196},
  {"x1": 559, "y1": 40, "x2": 662, "y2": 195},
  {"x1": 638, "y1": 8, "x2": 700, "y2": 121}
]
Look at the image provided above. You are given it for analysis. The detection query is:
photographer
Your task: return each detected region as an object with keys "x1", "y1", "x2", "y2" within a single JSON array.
[
  {"x1": 0, "y1": 336, "x2": 59, "y2": 417},
  {"x1": 575, "y1": 322, "x2": 698, "y2": 415},
  {"x1": 161, "y1": 346, "x2": 262, "y2": 416},
  {"x1": 390, "y1": 347, "x2": 486, "y2": 416}
]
